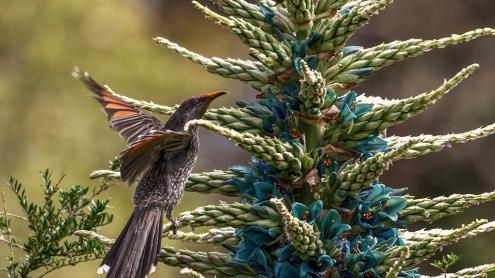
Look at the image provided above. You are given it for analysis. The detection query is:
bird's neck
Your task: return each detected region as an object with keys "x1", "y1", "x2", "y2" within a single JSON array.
[
  {"x1": 162, "y1": 114, "x2": 200, "y2": 137},
  {"x1": 163, "y1": 113, "x2": 190, "y2": 132}
]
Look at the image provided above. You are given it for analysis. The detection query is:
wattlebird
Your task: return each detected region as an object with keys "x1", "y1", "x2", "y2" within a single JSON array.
[{"x1": 73, "y1": 68, "x2": 226, "y2": 278}]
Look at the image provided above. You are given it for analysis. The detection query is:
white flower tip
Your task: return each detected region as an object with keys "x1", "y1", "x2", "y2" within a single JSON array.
[{"x1": 97, "y1": 264, "x2": 110, "y2": 275}]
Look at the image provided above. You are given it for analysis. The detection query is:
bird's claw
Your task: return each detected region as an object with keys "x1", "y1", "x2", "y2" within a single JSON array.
[{"x1": 171, "y1": 217, "x2": 179, "y2": 235}]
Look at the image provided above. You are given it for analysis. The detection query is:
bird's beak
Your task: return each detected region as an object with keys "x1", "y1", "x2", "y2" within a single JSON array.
[
  {"x1": 201, "y1": 91, "x2": 228, "y2": 105},
  {"x1": 205, "y1": 91, "x2": 228, "y2": 100}
]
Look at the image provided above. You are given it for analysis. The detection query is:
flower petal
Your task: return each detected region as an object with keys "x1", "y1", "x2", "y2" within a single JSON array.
[{"x1": 291, "y1": 202, "x2": 308, "y2": 220}]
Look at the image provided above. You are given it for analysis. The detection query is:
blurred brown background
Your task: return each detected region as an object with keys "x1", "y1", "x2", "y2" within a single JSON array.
[{"x1": 0, "y1": 0, "x2": 494, "y2": 277}]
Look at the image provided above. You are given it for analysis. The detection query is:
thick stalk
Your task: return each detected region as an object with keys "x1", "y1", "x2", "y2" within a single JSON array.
[{"x1": 298, "y1": 117, "x2": 322, "y2": 205}]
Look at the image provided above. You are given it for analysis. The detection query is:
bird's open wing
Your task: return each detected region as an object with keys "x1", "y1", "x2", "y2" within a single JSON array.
[
  {"x1": 73, "y1": 68, "x2": 162, "y2": 145},
  {"x1": 74, "y1": 68, "x2": 192, "y2": 185},
  {"x1": 120, "y1": 130, "x2": 191, "y2": 185}
]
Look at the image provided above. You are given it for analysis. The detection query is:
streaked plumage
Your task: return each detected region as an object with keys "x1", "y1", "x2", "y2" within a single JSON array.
[{"x1": 73, "y1": 68, "x2": 226, "y2": 278}]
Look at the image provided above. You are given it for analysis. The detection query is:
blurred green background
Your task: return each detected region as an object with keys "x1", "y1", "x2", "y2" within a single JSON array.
[{"x1": 0, "y1": 0, "x2": 494, "y2": 277}]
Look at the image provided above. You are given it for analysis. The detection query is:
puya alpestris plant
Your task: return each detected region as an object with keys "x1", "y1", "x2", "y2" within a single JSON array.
[{"x1": 3, "y1": 0, "x2": 495, "y2": 277}]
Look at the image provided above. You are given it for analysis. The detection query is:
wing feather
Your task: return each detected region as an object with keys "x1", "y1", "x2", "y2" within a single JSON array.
[
  {"x1": 74, "y1": 68, "x2": 192, "y2": 185},
  {"x1": 120, "y1": 130, "x2": 191, "y2": 185},
  {"x1": 73, "y1": 68, "x2": 162, "y2": 145}
]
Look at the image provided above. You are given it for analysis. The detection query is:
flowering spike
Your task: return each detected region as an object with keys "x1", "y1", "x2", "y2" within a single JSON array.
[
  {"x1": 402, "y1": 221, "x2": 495, "y2": 244},
  {"x1": 285, "y1": 0, "x2": 315, "y2": 38},
  {"x1": 371, "y1": 220, "x2": 488, "y2": 272},
  {"x1": 161, "y1": 246, "x2": 253, "y2": 276},
  {"x1": 180, "y1": 268, "x2": 206, "y2": 278},
  {"x1": 432, "y1": 264, "x2": 495, "y2": 278},
  {"x1": 270, "y1": 198, "x2": 323, "y2": 259},
  {"x1": 163, "y1": 227, "x2": 239, "y2": 246},
  {"x1": 398, "y1": 219, "x2": 489, "y2": 269},
  {"x1": 192, "y1": 1, "x2": 233, "y2": 27},
  {"x1": 379, "y1": 246, "x2": 410, "y2": 277},
  {"x1": 154, "y1": 37, "x2": 271, "y2": 90},
  {"x1": 342, "y1": 64, "x2": 479, "y2": 142},
  {"x1": 89, "y1": 169, "x2": 121, "y2": 180},
  {"x1": 387, "y1": 123, "x2": 495, "y2": 160},
  {"x1": 400, "y1": 191, "x2": 495, "y2": 225},
  {"x1": 325, "y1": 28, "x2": 495, "y2": 86},
  {"x1": 249, "y1": 47, "x2": 280, "y2": 68},
  {"x1": 230, "y1": 17, "x2": 293, "y2": 68},
  {"x1": 153, "y1": 37, "x2": 213, "y2": 66},
  {"x1": 206, "y1": 107, "x2": 273, "y2": 134},
  {"x1": 314, "y1": 0, "x2": 350, "y2": 18},
  {"x1": 356, "y1": 94, "x2": 390, "y2": 106},
  {"x1": 186, "y1": 119, "x2": 313, "y2": 172},
  {"x1": 161, "y1": 202, "x2": 281, "y2": 233},
  {"x1": 90, "y1": 169, "x2": 241, "y2": 196},
  {"x1": 211, "y1": 0, "x2": 265, "y2": 27},
  {"x1": 316, "y1": 0, "x2": 394, "y2": 53},
  {"x1": 299, "y1": 60, "x2": 327, "y2": 114},
  {"x1": 333, "y1": 140, "x2": 417, "y2": 204}
]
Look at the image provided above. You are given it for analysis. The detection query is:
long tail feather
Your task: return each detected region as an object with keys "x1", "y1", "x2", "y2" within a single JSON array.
[{"x1": 98, "y1": 206, "x2": 163, "y2": 278}]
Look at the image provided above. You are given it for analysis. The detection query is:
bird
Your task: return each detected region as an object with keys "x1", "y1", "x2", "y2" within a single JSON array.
[{"x1": 73, "y1": 67, "x2": 226, "y2": 278}]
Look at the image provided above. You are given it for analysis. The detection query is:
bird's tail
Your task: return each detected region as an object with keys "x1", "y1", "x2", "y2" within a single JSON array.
[{"x1": 98, "y1": 206, "x2": 163, "y2": 278}]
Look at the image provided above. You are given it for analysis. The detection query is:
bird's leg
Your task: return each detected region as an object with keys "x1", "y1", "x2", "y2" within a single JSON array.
[{"x1": 166, "y1": 210, "x2": 179, "y2": 235}]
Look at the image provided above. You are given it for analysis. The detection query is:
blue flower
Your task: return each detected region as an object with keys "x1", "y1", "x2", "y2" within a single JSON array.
[
  {"x1": 334, "y1": 92, "x2": 359, "y2": 128},
  {"x1": 319, "y1": 210, "x2": 352, "y2": 241},
  {"x1": 274, "y1": 245, "x2": 335, "y2": 278},
  {"x1": 350, "y1": 184, "x2": 407, "y2": 231},
  {"x1": 238, "y1": 226, "x2": 282, "y2": 247},
  {"x1": 230, "y1": 158, "x2": 280, "y2": 204},
  {"x1": 291, "y1": 201, "x2": 323, "y2": 223},
  {"x1": 234, "y1": 226, "x2": 282, "y2": 276},
  {"x1": 253, "y1": 181, "x2": 278, "y2": 204},
  {"x1": 234, "y1": 245, "x2": 272, "y2": 275},
  {"x1": 352, "y1": 134, "x2": 388, "y2": 158},
  {"x1": 300, "y1": 255, "x2": 335, "y2": 278},
  {"x1": 273, "y1": 245, "x2": 301, "y2": 277},
  {"x1": 275, "y1": 262, "x2": 299, "y2": 278},
  {"x1": 379, "y1": 196, "x2": 407, "y2": 222},
  {"x1": 374, "y1": 228, "x2": 404, "y2": 246},
  {"x1": 343, "y1": 236, "x2": 386, "y2": 277}
]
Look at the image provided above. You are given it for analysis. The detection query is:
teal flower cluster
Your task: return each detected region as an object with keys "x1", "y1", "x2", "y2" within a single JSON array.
[{"x1": 228, "y1": 148, "x2": 407, "y2": 277}]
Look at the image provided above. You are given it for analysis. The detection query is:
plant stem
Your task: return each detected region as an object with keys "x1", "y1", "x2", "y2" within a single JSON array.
[{"x1": 298, "y1": 117, "x2": 322, "y2": 205}]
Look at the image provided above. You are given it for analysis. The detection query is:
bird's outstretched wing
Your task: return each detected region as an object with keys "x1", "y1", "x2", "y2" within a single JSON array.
[
  {"x1": 73, "y1": 68, "x2": 192, "y2": 185},
  {"x1": 73, "y1": 67, "x2": 162, "y2": 145},
  {"x1": 120, "y1": 130, "x2": 191, "y2": 184}
]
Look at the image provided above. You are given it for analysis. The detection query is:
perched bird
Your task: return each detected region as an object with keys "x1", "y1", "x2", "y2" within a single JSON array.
[{"x1": 73, "y1": 68, "x2": 226, "y2": 278}]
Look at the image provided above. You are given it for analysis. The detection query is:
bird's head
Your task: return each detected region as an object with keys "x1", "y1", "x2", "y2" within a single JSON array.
[{"x1": 175, "y1": 91, "x2": 227, "y2": 122}]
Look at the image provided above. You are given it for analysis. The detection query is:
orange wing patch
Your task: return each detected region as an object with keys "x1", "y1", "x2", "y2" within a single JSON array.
[
  {"x1": 94, "y1": 91, "x2": 140, "y2": 120},
  {"x1": 105, "y1": 103, "x2": 133, "y2": 110},
  {"x1": 74, "y1": 67, "x2": 139, "y2": 121},
  {"x1": 110, "y1": 110, "x2": 139, "y2": 118},
  {"x1": 74, "y1": 67, "x2": 163, "y2": 145},
  {"x1": 101, "y1": 94, "x2": 129, "y2": 105}
]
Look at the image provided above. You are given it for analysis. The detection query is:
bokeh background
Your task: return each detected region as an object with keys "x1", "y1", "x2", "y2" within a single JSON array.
[{"x1": 0, "y1": 0, "x2": 494, "y2": 277}]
